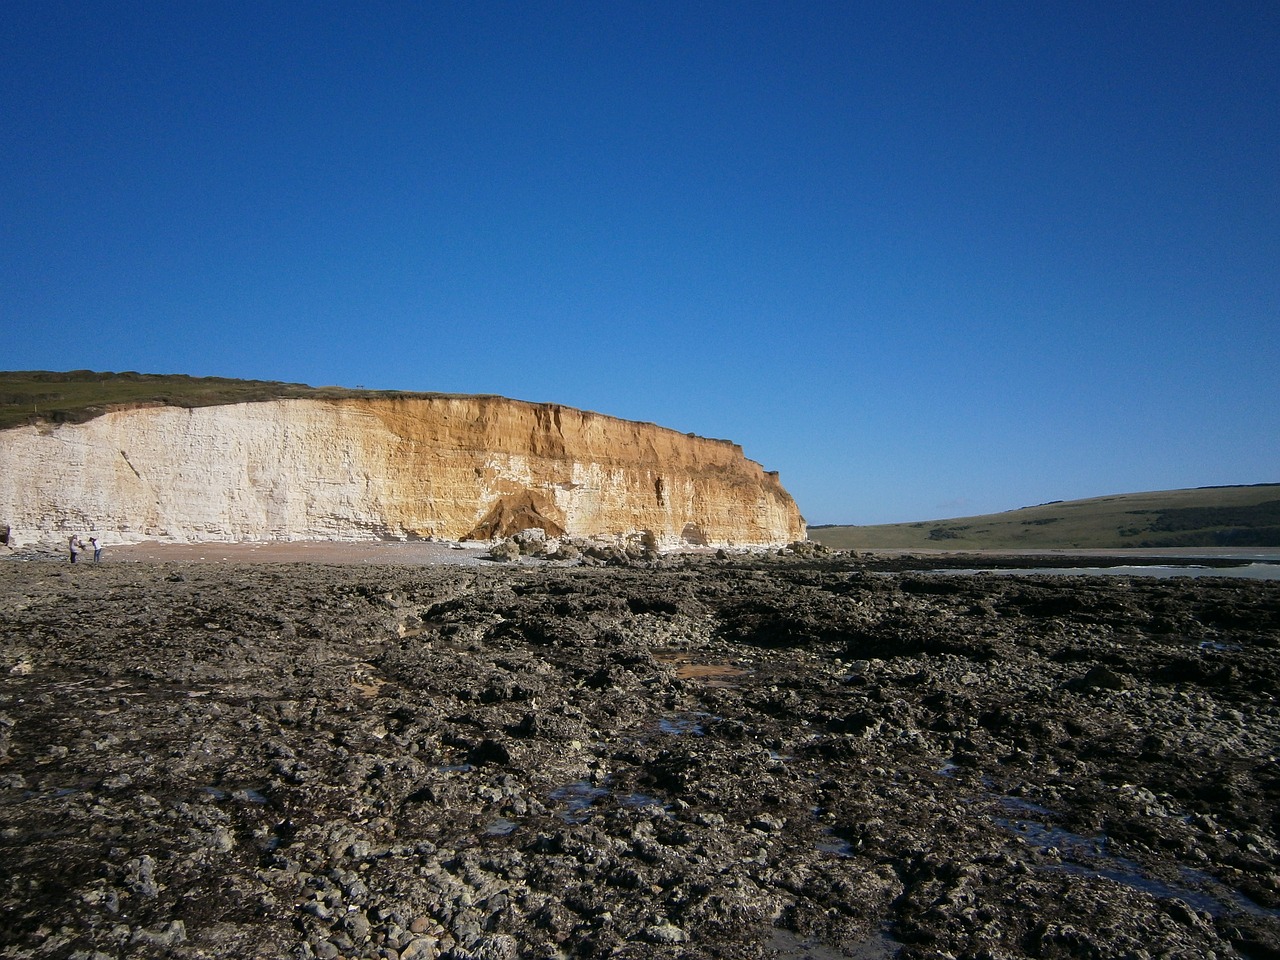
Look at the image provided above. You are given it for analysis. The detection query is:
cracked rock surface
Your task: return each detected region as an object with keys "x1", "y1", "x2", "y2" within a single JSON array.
[{"x1": 1, "y1": 554, "x2": 1278, "y2": 959}]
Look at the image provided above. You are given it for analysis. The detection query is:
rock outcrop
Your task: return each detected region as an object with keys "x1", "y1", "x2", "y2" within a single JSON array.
[{"x1": 0, "y1": 396, "x2": 805, "y2": 548}]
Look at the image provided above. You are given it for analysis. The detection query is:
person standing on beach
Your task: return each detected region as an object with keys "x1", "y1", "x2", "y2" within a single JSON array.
[
  {"x1": 69, "y1": 535, "x2": 82, "y2": 563},
  {"x1": 90, "y1": 536, "x2": 102, "y2": 563}
]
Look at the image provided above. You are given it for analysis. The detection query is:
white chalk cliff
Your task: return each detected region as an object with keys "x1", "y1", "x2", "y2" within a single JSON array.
[{"x1": 0, "y1": 396, "x2": 805, "y2": 548}]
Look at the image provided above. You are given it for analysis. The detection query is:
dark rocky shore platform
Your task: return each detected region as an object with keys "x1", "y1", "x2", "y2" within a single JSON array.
[{"x1": 2, "y1": 551, "x2": 1278, "y2": 959}]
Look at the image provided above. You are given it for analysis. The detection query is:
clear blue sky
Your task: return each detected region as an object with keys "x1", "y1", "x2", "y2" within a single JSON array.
[{"x1": 4, "y1": 2, "x2": 1277, "y2": 525}]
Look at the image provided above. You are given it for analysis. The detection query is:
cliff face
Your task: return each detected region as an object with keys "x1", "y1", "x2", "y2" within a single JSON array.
[{"x1": 0, "y1": 397, "x2": 805, "y2": 548}]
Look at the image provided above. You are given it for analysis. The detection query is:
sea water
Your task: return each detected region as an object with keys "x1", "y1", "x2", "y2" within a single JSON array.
[{"x1": 922, "y1": 560, "x2": 1280, "y2": 580}]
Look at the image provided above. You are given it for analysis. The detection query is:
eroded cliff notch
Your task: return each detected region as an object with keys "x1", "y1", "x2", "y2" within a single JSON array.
[{"x1": 465, "y1": 491, "x2": 568, "y2": 541}]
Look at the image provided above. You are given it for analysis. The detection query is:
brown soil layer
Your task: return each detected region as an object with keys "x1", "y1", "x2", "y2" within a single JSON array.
[{"x1": 1, "y1": 553, "x2": 1278, "y2": 959}]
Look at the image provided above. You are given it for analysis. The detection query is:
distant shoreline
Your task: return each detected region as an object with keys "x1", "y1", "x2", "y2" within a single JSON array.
[
  {"x1": 855, "y1": 547, "x2": 1280, "y2": 560},
  {"x1": 6, "y1": 539, "x2": 1278, "y2": 568}
]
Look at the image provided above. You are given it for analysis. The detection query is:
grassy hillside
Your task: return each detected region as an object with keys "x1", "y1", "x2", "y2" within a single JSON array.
[
  {"x1": 809, "y1": 484, "x2": 1280, "y2": 551},
  {"x1": 0, "y1": 370, "x2": 444, "y2": 431}
]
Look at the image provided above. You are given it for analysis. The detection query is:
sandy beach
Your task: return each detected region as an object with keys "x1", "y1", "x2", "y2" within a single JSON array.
[{"x1": 103, "y1": 539, "x2": 496, "y2": 566}]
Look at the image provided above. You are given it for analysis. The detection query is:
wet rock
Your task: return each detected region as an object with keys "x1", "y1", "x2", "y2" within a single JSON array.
[
  {"x1": 129, "y1": 920, "x2": 186, "y2": 948},
  {"x1": 643, "y1": 922, "x2": 688, "y2": 944},
  {"x1": 124, "y1": 855, "x2": 158, "y2": 898},
  {"x1": 469, "y1": 738, "x2": 514, "y2": 766},
  {"x1": 487, "y1": 541, "x2": 521, "y2": 563},
  {"x1": 400, "y1": 936, "x2": 440, "y2": 960},
  {"x1": 454, "y1": 933, "x2": 516, "y2": 959},
  {"x1": 1076, "y1": 664, "x2": 1128, "y2": 690},
  {"x1": 0, "y1": 557, "x2": 1276, "y2": 958}
]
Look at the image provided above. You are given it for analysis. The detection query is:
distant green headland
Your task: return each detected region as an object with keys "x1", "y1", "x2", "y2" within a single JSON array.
[{"x1": 809, "y1": 485, "x2": 1280, "y2": 551}]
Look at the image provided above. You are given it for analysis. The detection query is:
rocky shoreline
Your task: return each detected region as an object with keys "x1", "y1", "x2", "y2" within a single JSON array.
[{"x1": 2, "y1": 551, "x2": 1278, "y2": 958}]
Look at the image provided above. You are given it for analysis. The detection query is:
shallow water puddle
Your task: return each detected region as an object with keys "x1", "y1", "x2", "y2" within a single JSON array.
[
  {"x1": 658, "y1": 715, "x2": 706, "y2": 736},
  {"x1": 815, "y1": 830, "x2": 856, "y2": 858},
  {"x1": 621, "y1": 791, "x2": 668, "y2": 811},
  {"x1": 549, "y1": 780, "x2": 610, "y2": 823},
  {"x1": 1176, "y1": 866, "x2": 1280, "y2": 920},
  {"x1": 653, "y1": 709, "x2": 722, "y2": 737},
  {"x1": 995, "y1": 800, "x2": 1279, "y2": 919},
  {"x1": 961, "y1": 779, "x2": 1280, "y2": 920},
  {"x1": 484, "y1": 817, "x2": 518, "y2": 836},
  {"x1": 919, "y1": 562, "x2": 1280, "y2": 580},
  {"x1": 437, "y1": 763, "x2": 474, "y2": 774},
  {"x1": 676, "y1": 662, "x2": 748, "y2": 686},
  {"x1": 768, "y1": 926, "x2": 900, "y2": 959},
  {"x1": 12, "y1": 785, "x2": 86, "y2": 801},
  {"x1": 198, "y1": 786, "x2": 270, "y2": 804},
  {"x1": 655, "y1": 652, "x2": 749, "y2": 687},
  {"x1": 351, "y1": 667, "x2": 391, "y2": 698},
  {"x1": 547, "y1": 780, "x2": 668, "y2": 821},
  {"x1": 1198, "y1": 640, "x2": 1240, "y2": 652}
]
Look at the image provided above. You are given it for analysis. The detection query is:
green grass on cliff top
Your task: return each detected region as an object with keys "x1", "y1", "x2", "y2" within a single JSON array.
[
  {"x1": 0, "y1": 369, "x2": 718, "y2": 440},
  {"x1": 809, "y1": 484, "x2": 1280, "y2": 551},
  {"x1": 0, "y1": 370, "x2": 466, "y2": 431}
]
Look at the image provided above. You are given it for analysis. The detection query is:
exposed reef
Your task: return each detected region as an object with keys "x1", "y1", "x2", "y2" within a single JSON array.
[{"x1": 1, "y1": 552, "x2": 1277, "y2": 958}]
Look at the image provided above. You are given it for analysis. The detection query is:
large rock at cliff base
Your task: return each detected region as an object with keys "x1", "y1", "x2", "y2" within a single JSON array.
[
  {"x1": 0, "y1": 395, "x2": 805, "y2": 548},
  {"x1": 465, "y1": 490, "x2": 567, "y2": 541}
]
